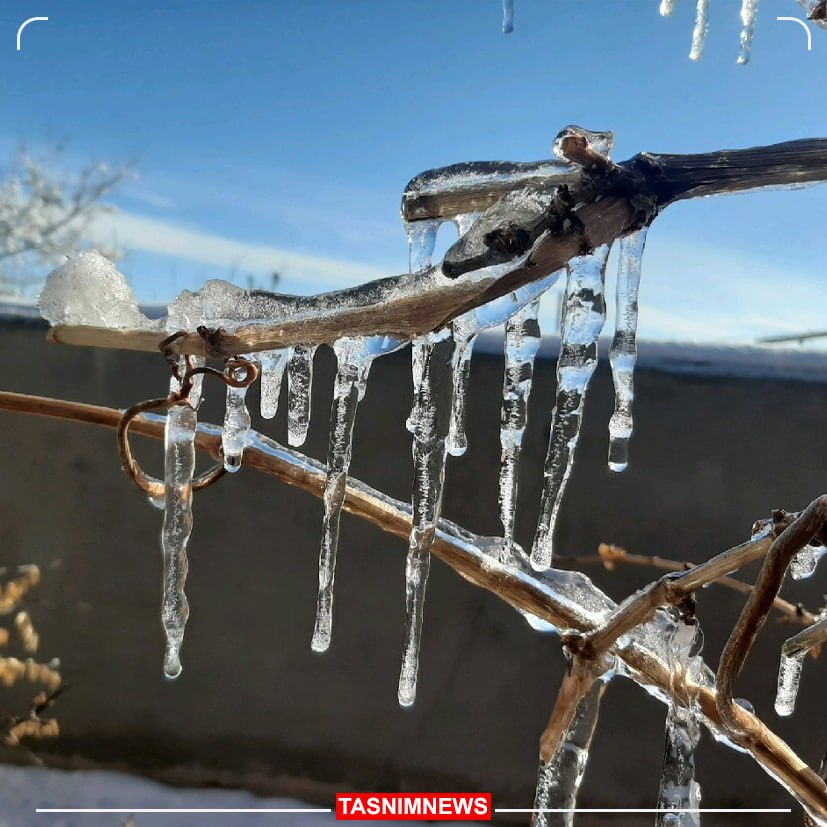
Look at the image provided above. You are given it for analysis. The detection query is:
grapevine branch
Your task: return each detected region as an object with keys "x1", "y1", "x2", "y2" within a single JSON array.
[
  {"x1": 44, "y1": 137, "x2": 827, "y2": 358},
  {"x1": 1, "y1": 391, "x2": 826, "y2": 816}
]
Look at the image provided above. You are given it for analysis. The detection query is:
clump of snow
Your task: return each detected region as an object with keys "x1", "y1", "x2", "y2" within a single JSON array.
[{"x1": 38, "y1": 250, "x2": 152, "y2": 329}]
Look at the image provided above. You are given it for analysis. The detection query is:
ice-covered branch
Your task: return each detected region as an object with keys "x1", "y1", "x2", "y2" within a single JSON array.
[
  {"x1": 2, "y1": 390, "x2": 827, "y2": 818},
  {"x1": 45, "y1": 137, "x2": 827, "y2": 358}
]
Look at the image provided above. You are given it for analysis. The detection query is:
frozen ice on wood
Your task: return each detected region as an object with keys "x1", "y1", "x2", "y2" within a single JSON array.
[
  {"x1": 399, "y1": 329, "x2": 457, "y2": 707},
  {"x1": 552, "y1": 126, "x2": 614, "y2": 162},
  {"x1": 532, "y1": 680, "x2": 605, "y2": 827},
  {"x1": 799, "y1": 0, "x2": 827, "y2": 28},
  {"x1": 531, "y1": 245, "x2": 609, "y2": 570},
  {"x1": 259, "y1": 350, "x2": 288, "y2": 420},
  {"x1": 656, "y1": 611, "x2": 703, "y2": 827},
  {"x1": 287, "y1": 345, "x2": 317, "y2": 447},
  {"x1": 608, "y1": 228, "x2": 647, "y2": 472},
  {"x1": 39, "y1": 251, "x2": 152, "y2": 329},
  {"x1": 312, "y1": 335, "x2": 402, "y2": 653}
]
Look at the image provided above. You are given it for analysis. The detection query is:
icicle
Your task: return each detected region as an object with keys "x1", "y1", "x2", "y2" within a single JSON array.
[
  {"x1": 405, "y1": 219, "x2": 443, "y2": 274},
  {"x1": 311, "y1": 338, "x2": 374, "y2": 653},
  {"x1": 501, "y1": 0, "x2": 514, "y2": 33},
  {"x1": 736, "y1": 0, "x2": 760, "y2": 64},
  {"x1": 399, "y1": 329, "x2": 457, "y2": 707},
  {"x1": 287, "y1": 345, "x2": 316, "y2": 447},
  {"x1": 447, "y1": 332, "x2": 476, "y2": 457},
  {"x1": 160, "y1": 364, "x2": 203, "y2": 680},
  {"x1": 608, "y1": 228, "x2": 647, "y2": 473},
  {"x1": 689, "y1": 0, "x2": 710, "y2": 60},
  {"x1": 532, "y1": 680, "x2": 605, "y2": 827},
  {"x1": 656, "y1": 612, "x2": 703, "y2": 827},
  {"x1": 775, "y1": 651, "x2": 806, "y2": 717},
  {"x1": 498, "y1": 299, "x2": 542, "y2": 560},
  {"x1": 531, "y1": 246, "x2": 609, "y2": 570},
  {"x1": 222, "y1": 378, "x2": 251, "y2": 472},
  {"x1": 259, "y1": 349, "x2": 288, "y2": 420},
  {"x1": 660, "y1": 0, "x2": 677, "y2": 16}
]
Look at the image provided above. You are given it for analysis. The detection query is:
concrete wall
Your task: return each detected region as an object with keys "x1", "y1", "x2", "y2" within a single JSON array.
[{"x1": 2, "y1": 317, "x2": 826, "y2": 824}]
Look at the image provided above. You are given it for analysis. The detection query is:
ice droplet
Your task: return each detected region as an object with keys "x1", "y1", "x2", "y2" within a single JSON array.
[
  {"x1": 531, "y1": 245, "x2": 609, "y2": 570},
  {"x1": 399, "y1": 329, "x2": 457, "y2": 707},
  {"x1": 790, "y1": 545, "x2": 823, "y2": 580},
  {"x1": 222, "y1": 380, "x2": 251, "y2": 473},
  {"x1": 775, "y1": 651, "x2": 806, "y2": 717},
  {"x1": 259, "y1": 349, "x2": 288, "y2": 420},
  {"x1": 608, "y1": 228, "x2": 647, "y2": 473},
  {"x1": 287, "y1": 345, "x2": 317, "y2": 447},
  {"x1": 498, "y1": 299, "x2": 542, "y2": 559}
]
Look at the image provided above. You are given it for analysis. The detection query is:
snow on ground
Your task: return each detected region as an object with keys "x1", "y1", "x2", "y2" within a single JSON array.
[{"x1": 0, "y1": 765, "x2": 466, "y2": 827}]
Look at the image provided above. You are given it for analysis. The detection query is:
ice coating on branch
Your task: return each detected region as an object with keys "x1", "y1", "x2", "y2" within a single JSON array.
[
  {"x1": 689, "y1": 0, "x2": 711, "y2": 60},
  {"x1": 447, "y1": 332, "x2": 476, "y2": 457},
  {"x1": 608, "y1": 229, "x2": 647, "y2": 472},
  {"x1": 531, "y1": 246, "x2": 609, "y2": 570},
  {"x1": 259, "y1": 350, "x2": 288, "y2": 420},
  {"x1": 552, "y1": 125, "x2": 614, "y2": 162},
  {"x1": 160, "y1": 365, "x2": 204, "y2": 680},
  {"x1": 799, "y1": 0, "x2": 827, "y2": 29},
  {"x1": 660, "y1": 0, "x2": 677, "y2": 16},
  {"x1": 656, "y1": 612, "x2": 703, "y2": 827},
  {"x1": 399, "y1": 329, "x2": 457, "y2": 707},
  {"x1": 312, "y1": 335, "x2": 402, "y2": 653},
  {"x1": 499, "y1": 299, "x2": 542, "y2": 560},
  {"x1": 502, "y1": 0, "x2": 514, "y2": 33},
  {"x1": 405, "y1": 219, "x2": 443, "y2": 274},
  {"x1": 222, "y1": 380, "x2": 252, "y2": 473},
  {"x1": 532, "y1": 680, "x2": 605, "y2": 827},
  {"x1": 287, "y1": 345, "x2": 316, "y2": 447},
  {"x1": 39, "y1": 251, "x2": 153, "y2": 329},
  {"x1": 737, "y1": 0, "x2": 760, "y2": 64},
  {"x1": 790, "y1": 545, "x2": 825, "y2": 579},
  {"x1": 775, "y1": 651, "x2": 806, "y2": 717}
]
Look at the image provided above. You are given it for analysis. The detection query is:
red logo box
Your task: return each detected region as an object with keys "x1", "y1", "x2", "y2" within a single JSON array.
[{"x1": 336, "y1": 792, "x2": 492, "y2": 821}]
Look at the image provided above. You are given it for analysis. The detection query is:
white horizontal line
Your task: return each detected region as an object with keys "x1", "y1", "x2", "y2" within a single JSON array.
[
  {"x1": 494, "y1": 809, "x2": 792, "y2": 814},
  {"x1": 36, "y1": 809, "x2": 333, "y2": 814}
]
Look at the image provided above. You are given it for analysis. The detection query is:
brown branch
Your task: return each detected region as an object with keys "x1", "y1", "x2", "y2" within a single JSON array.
[
  {"x1": 557, "y1": 544, "x2": 819, "y2": 627},
  {"x1": 1, "y1": 390, "x2": 826, "y2": 816},
  {"x1": 44, "y1": 137, "x2": 827, "y2": 358}
]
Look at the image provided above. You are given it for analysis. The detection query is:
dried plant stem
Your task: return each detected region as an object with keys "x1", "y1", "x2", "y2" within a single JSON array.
[{"x1": 1, "y1": 390, "x2": 826, "y2": 815}]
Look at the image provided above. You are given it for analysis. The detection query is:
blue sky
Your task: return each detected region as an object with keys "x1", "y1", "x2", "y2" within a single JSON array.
[{"x1": 2, "y1": 0, "x2": 826, "y2": 343}]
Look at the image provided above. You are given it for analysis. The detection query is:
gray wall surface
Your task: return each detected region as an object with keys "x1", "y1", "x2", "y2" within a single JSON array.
[{"x1": 1, "y1": 317, "x2": 827, "y2": 825}]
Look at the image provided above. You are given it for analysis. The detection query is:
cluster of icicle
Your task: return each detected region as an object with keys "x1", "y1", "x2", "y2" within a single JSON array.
[
  {"x1": 499, "y1": 0, "x2": 804, "y2": 66},
  {"x1": 142, "y1": 127, "x2": 652, "y2": 706}
]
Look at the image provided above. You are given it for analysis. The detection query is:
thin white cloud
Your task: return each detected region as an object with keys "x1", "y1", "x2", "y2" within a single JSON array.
[{"x1": 90, "y1": 210, "x2": 389, "y2": 290}]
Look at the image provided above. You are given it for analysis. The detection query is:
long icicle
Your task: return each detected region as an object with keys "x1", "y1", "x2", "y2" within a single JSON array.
[
  {"x1": 608, "y1": 228, "x2": 647, "y2": 473},
  {"x1": 736, "y1": 0, "x2": 760, "y2": 64},
  {"x1": 689, "y1": 0, "x2": 711, "y2": 60},
  {"x1": 502, "y1": 0, "x2": 514, "y2": 33},
  {"x1": 656, "y1": 610, "x2": 703, "y2": 826},
  {"x1": 287, "y1": 345, "x2": 317, "y2": 447},
  {"x1": 447, "y1": 331, "x2": 476, "y2": 457},
  {"x1": 311, "y1": 338, "x2": 374, "y2": 653},
  {"x1": 531, "y1": 245, "x2": 609, "y2": 571},
  {"x1": 532, "y1": 680, "x2": 606, "y2": 827},
  {"x1": 160, "y1": 364, "x2": 203, "y2": 679},
  {"x1": 498, "y1": 298, "x2": 542, "y2": 561},
  {"x1": 399, "y1": 329, "x2": 457, "y2": 707}
]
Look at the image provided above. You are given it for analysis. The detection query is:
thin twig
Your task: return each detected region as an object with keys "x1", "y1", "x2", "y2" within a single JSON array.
[{"x1": 1, "y1": 390, "x2": 826, "y2": 816}]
